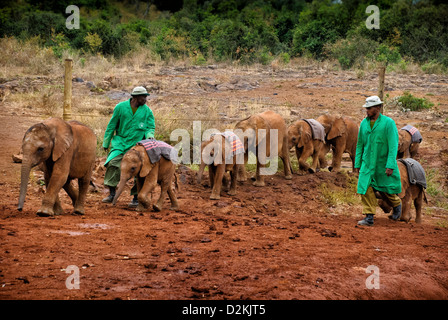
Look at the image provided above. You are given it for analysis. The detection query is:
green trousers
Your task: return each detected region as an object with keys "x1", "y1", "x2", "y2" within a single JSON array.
[
  {"x1": 104, "y1": 154, "x2": 137, "y2": 195},
  {"x1": 361, "y1": 186, "x2": 401, "y2": 215}
]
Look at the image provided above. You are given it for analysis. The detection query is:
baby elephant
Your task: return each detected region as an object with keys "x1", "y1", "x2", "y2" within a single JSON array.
[
  {"x1": 377, "y1": 159, "x2": 427, "y2": 223},
  {"x1": 112, "y1": 140, "x2": 179, "y2": 212}
]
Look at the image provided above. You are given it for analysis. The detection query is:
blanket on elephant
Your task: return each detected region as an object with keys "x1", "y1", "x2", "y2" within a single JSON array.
[
  {"x1": 302, "y1": 119, "x2": 325, "y2": 142},
  {"x1": 211, "y1": 131, "x2": 245, "y2": 158},
  {"x1": 398, "y1": 158, "x2": 427, "y2": 189},
  {"x1": 401, "y1": 125, "x2": 422, "y2": 144},
  {"x1": 138, "y1": 138, "x2": 177, "y2": 164}
]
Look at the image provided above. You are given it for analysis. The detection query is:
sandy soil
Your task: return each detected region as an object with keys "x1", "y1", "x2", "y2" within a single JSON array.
[{"x1": 1, "y1": 65, "x2": 447, "y2": 300}]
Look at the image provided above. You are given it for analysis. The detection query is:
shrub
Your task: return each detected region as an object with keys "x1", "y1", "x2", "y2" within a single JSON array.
[{"x1": 398, "y1": 91, "x2": 434, "y2": 111}]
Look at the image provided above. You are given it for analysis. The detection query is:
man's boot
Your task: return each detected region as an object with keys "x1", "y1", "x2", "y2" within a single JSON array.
[
  {"x1": 389, "y1": 203, "x2": 402, "y2": 221},
  {"x1": 357, "y1": 214, "x2": 374, "y2": 226},
  {"x1": 128, "y1": 194, "x2": 138, "y2": 208},
  {"x1": 102, "y1": 186, "x2": 116, "y2": 203}
]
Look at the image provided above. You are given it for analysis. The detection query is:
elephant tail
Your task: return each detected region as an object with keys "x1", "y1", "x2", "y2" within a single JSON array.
[{"x1": 423, "y1": 189, "x2": 428, "y2": 204}]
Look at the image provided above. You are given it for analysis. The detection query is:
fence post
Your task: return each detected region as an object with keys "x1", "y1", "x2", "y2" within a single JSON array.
[
  {"x1": 63, "y1": 59, "x2": 73, "y2": 121},
  {"x1": 377, "y1": 64, "x2": 386, "y2": 101}
]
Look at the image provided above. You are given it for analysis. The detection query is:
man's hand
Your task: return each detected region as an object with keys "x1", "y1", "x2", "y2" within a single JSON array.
[
  {"x1": 103, "y1": 147, "x2": 109, "y2": 153},
  {"x1": 385, "y1": 168, "x2": 394, "y2": 176}
]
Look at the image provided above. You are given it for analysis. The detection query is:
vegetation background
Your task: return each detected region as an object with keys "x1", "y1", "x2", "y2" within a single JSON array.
[{"x1": 1, "y1": 0, "x2": 447, "y2": 73}]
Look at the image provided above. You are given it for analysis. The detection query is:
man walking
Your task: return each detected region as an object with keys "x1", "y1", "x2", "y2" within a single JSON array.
[
  {"x1": 102, "y1": 86, "x2": 155, "y2": 206},
  {"x1": 354, "y1": 96, "x2": 402, "y2": 226}
]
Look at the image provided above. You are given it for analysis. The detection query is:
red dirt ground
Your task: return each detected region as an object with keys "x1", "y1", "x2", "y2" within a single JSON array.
[{"x1": 1, "y1": 67, "x2": 448, "y2": 300}]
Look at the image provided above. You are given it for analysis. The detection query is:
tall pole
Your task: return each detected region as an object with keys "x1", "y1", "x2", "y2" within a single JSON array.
[
  {"x1": 377, "y1": 64, "x2": 386, "y2": 101},
  {"x1": 63, "y1": 59, "x2": 73, "y2": 121}
]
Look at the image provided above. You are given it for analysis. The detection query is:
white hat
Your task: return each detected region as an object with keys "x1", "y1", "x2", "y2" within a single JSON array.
[
  {"x1": 131, "y1": 86, "x2": 150, "y2": 96},
  {"x1": 363, "y1": 95, "x2": 383, "y2": 108}
]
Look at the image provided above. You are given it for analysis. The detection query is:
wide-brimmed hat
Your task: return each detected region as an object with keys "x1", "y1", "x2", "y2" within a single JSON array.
[
  {"x1": 363, "y1": 95, "x2": 383, "y2": 108},
  {"x1": 131, "y1": 86, "x2": 150, "y2": 96}
]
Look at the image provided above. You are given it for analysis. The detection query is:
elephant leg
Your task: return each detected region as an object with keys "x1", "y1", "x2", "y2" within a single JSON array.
[
  {"x1": 167, "y1": 182, "x2": 179, "y2": 211},
  {"x1": 281, "y1": 139, "x2": 292, "y2": 179},
  {"x1": 137, "y1": 171, "x2": 158, "y2": 211},
  {"x1": 298, "y1": 147, "x2": 312, "y2": 173},
  {"x1": 253, "y1": 157, "x2": 266, "y2": 187},
  {"x1": 38, "y1": 168, "x2": 69, "y2": 217},
  {"x1": 153, "y1": 180, "x2": 169, "y2": 212},
  {"x1": 73, "y1": 176, "x2": 90, "y2": 215},
  {"x1": 319, "y1": 144, "x2": 330, "y2": 171},
  {"x1": 228, "y1": 169, "x2": 237, "y2": 196},
  {"x1": 209, "y1": 165, "x2": 216, "y2": 188},
  {"x1": 400, "y1": 193, "x2": 412, "y2": 222},
  {"x1": 210, "y1": 164, "x2": 225, "y2": 199},
  {"x1": 309, "y1": 144, "x2": 322, "y2": 173},
  {"x1": 330, "y1": 143, "x2": 345, "y2": 173},
  {"x1": 415, "y1": 190, "x2": 423, "y2": 224},
  {"x1": 236, "y1": 152, "x2": 248, "y2": 182}
]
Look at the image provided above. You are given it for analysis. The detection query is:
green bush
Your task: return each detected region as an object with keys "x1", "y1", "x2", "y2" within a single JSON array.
[{"x1": 399, "y1": 91, "x2": 434, "y2": 111}]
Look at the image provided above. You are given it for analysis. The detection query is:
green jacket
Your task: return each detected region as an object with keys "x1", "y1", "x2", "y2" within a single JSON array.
[
  {"x1": 355, "y1": 113, "x2": 401, "y2": 195},
  {"x1": 103, "y1": 99, "x2": 155, "y2": 165}
]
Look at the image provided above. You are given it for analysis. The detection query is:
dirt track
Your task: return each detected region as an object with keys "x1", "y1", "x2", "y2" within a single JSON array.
[{"x1": 1, "y1": 66, "x2": 448, "y2": 300}]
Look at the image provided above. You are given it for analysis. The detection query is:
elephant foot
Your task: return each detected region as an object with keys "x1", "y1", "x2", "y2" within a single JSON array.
[
  {"x1": 170, "y1": 204, "x2": 179, "y2": 211},
  {"x1": 415, "y1": 217, "x2": 422, "y2": 224},
  {"x1": 285, "y1": 174, "x2": 292, "y2": 180},
  {"x1": 253, "y1": 180, "x2": 265, "y2": 187},
  {"x1": 227, "y1": 190, "x2": 237, "y2": 196},
  {"x1": 73, "y1": 208, "x2": 85, "y2": 216},
  {"x1": 152, "y1": 204, "x2": 162, "y2": 212},
  {"x1": 135, "y1": 204, "x2": 146, "y2": 212},
  {"x1": 210, "y1": 194, "x2": 221, "y2": 200},
  {"x1": 37, "y1": 209, "x2": 54, "y2": 217},
  {"x1": 308, "y1": 168, "x2": 316, "y2": 174},
  {"x1": 237, "y1": 177, "x2": 247, "y2": 182}
]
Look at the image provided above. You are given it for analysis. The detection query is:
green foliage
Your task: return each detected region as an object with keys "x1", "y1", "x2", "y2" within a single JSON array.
[
  {"x1": 0, "y1": 0, "x2": 446, "y2": 69},
  {"x1": 398, "y1": 91, "x2": 434, "y2": 111}
]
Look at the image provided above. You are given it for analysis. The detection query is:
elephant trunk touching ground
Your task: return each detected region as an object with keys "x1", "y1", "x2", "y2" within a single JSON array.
[
  {"x1": 18, "y1": 159, "x2": 32, "y2": 211},
  {"x1": 112, "y1": 172, "x2": 133, "y2": 206},
  {"x1": 197, "y1": 160, "x2": 208, "y2": 184}
]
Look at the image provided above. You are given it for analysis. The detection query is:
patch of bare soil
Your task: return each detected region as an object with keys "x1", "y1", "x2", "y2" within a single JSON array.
[{"x1": 0, "y1": 66, "x2": 447, "y2": 300}]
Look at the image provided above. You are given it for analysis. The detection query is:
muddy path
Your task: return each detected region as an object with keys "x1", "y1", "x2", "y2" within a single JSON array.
[{"x1": 0, "y1": 67, "x2": 447, "y2": 300}]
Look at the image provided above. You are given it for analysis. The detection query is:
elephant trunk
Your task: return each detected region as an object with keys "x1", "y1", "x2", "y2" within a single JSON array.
[
  {"x1": 18, "y1": 160, "x2": 32, "y2": 211},
  {"x1": 112, "y1": 177, "x2": 128, "y2": 206},
  {"x1": 197, "y1": 160, "x2": 207, "y2": 184}
]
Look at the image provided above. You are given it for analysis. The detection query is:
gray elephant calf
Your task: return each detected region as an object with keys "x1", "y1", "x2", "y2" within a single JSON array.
[{"x1": 18, "y1": 118, "x2": 97, "y2": 216}]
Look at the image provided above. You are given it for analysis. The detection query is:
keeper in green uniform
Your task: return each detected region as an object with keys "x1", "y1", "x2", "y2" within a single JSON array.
[
  {"x1": 102, "y1": 86, "x2": 155, "y2": 206},
  {"x1": 354, "y1": 96, "x2": 402, "y2": 226}
]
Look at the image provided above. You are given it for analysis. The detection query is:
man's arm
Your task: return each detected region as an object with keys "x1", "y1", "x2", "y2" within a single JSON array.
[
  {"x1": 145, "y1": 109, "x2": 155, "y2": 139},
  {"x1": 103, "y1": 105, "x2": 121, "y2": 149},
  {"x1": 354, "y1": 121, "x2": 365, "y2": 172},
  {"x1": 385, "y1": 119, "x2": 399, "y2": 175}
]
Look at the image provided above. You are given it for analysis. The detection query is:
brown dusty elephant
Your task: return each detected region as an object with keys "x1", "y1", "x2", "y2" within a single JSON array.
[
  {"x1": 18, "y1": 118, "x2": 97, "y2": 216},
  {"x1": 287, "y1": 119, "x2": 325, "y2": 174},
  {"x1": 197, "y1": 132, "x2": 242, "y2": 200},
  {"x1": 112, "y1": 144, "x2": 179, "y2": 212},
  {"x1": 234, "y1": 110, "x2": 292, "y2": 187},
  {"x1": 377, "y1": 160, "x2": 427, "y2": 223},
  {"x1": 316, "y1": 114, "x2": 359, "y2": 173},
  {"x1": 397, "y1": 127, "x2": 421, "y2": 159}
]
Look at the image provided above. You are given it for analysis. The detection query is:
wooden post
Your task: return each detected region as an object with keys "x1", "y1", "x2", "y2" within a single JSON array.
[
  {"x1": 377, "y1": 64, "x2": 386, "y2": 101},
  {"x1": 63, "y1": 59, "x2": 73, "y2": 121}
]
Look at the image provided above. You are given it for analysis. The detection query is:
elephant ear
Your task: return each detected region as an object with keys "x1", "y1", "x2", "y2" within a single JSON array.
[
  {"x1": 138, "y1": 146, "x2": 153, "y2": 177},
  {"x1": 327, "y1": 117, "x2": 347, "y2": 140},
  {"x1": 45, "y1": 118, "x2": 74, "y2": 162}
]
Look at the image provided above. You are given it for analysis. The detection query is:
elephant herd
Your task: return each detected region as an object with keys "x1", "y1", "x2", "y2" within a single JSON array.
[{"x1": 17, "y1": 111, "x2": 426, "y2": 223}]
